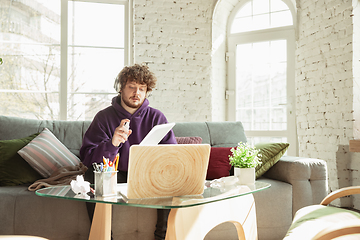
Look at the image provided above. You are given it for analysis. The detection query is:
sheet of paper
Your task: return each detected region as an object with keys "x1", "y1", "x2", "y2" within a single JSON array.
[{"x1": 139, "y1": 122, "x2": 176, "y2": 146}]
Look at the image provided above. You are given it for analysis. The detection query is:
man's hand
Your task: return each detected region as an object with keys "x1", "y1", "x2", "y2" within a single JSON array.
[{"x1": 112, "y1": 119, "x2": 132, "y2": 147}]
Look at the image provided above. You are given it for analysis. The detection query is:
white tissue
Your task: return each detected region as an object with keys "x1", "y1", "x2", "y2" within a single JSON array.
[
  {"x1": 208, "y1": 176, "x2": 239, "y2": 188},
  {"x1": 71, "y1": 175, "x2": 90, "y2": 196},
  {"x1": 220, "y1": 176, "x2": 239, "y2": 186}
]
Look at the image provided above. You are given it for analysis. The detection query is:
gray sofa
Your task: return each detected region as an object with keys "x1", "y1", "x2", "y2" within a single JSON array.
[{"x1": 0, "y1": 115, "x2": 328, "y2": 240}]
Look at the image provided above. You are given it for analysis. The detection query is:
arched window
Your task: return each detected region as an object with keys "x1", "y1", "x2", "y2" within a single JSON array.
[
  {"x1": 230, "y1": 0, "x2": 293, "y2": 33},
  {"x1": 227, "y1": 0, "x2": 297, "y2": 156}
]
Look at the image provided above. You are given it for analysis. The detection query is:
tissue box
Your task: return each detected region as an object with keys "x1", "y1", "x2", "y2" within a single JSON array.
[{"x1": 94, "y1": 171, "x2": 117, "y2": 197}]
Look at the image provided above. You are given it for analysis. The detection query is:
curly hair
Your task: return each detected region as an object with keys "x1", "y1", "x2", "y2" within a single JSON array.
[{"x1": 114, "y1": 64, "x2": 157, "y2": 93}]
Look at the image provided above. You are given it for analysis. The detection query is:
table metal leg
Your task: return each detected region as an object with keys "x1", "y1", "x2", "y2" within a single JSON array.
[
  {"x1": 165, "y1": 194, "x2": 257, "y2": 240},
  {"x1": 88, "y1": 203, "x2": 112, "y2": 240}
]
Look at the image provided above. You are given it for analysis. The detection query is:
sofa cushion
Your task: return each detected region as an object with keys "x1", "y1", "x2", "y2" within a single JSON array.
[
  {"x1": 255, "y1": 142, "x2": 289, "y2": 178},
  {"x1": 0, "y1": 133, "x2": 42, "y2": 186},
  {"x1": 0, "y1": 115, "x2": 91, "y2": 158},
  {"x1": 172, "y1": 122, "x2": 211, "y2": 144},
  {"x1": 206, "y1": 147, "x2": 232, "y2": 180},
  {"x1": 175, "y1": 136, "x2": 202, "y2": 144},
  {"x1": 18, "y1": 128, "x2": 80, "y2": 178},
  {"x1": 206, "y1": 122, "x2": 247, "y2": 147}
]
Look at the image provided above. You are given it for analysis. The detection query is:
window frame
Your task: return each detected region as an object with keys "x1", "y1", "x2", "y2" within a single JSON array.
[
  {"x1": 0, "y1": 0, "x2": 132, "y2": 120},
  {"x1": 226, "y1": 0, "x2": 298, "y2": 156},
  {"x1": 60, "y1": 0, "x2": 132, "y2": 120}
]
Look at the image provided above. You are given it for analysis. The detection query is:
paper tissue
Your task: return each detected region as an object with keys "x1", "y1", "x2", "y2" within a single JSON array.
[
  {"x1": 206, "y1": 176, "x2": 239, "y2": 190},
  {"x1": 71, "y1": 175, "x2": 90, "y2": 199}
]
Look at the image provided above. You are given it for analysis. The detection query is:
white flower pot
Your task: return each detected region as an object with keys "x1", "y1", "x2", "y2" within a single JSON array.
[{"x1": 234, "y1": 167, "x2": 255, "y2": 185}]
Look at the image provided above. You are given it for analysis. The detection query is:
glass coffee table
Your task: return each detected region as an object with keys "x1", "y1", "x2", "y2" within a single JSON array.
[{"x1": 36, "y1": 181, "x2": 270, "y2": 240}]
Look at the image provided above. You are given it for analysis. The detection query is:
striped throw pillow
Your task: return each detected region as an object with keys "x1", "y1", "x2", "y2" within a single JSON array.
[{"x1": 18, "y1": 128, "x2": 80, "y2": 178}]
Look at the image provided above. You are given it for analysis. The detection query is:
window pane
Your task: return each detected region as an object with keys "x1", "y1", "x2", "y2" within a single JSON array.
[
  {"x1": 0, "y1": 0, "x2": 61, "y2": 120},
  {"x1": 253, "y1": 41, "x2": 270, "y2": 64},
  {"x1": 254, "y1": 108, "x2": 269, "y2": 130},
  {"x1": 0, "y1": 92, "x2": 59, "y2": 119},
  {"x1": 0, "y1": 43, "x2": 60, "y2": 91},
  {"x1": 253, "y1": 71, "x2": 270, "y2": 108},
  {"x1": 237, "y1": 2, "x2": 252, "y2": 17},
  {"x1": 0, "y1": 1, "x2": 61, "y2": 44},
  {"x1": 236, "y1": 40, "x2": 287, "y2": 131},
  {"x1": 271, "y1": 107, "x2": 286, "y2": 130},
  {"x1": 237, "y1": 109, "x2": 252, "y2": 129},
  {"x1": 271, "y1": 0, "x2": 289, "y2": 12},
  {"x1": 271, "y1": 62, "x2": 286, "y2": 107},
  {"x1": 253, "y1": 0, "x2": 269, "y2": 15},
  {"x1": 271, "y1": 40, "x2": 287, "y2": 62},
  {"x1": 271, "y1": 11, "x2": 293, "y2": 28},
  {"x1": 252, "y1": 14, "x2": 270, "y2": 31},
  {"x1": 68, "y1": 47, "x2": 124, "y2": 93},
  {"x1": 67, "y1": 93, "x2": 114, "y2": 121},
  {"x1": 237, "y1": 90, "x2": 252, "y2": 108},
  {"x1": 67, "y1": 46, "x2": 124, "y2": 120},
  {"x1": 231, "y1": 17, "x2": 253, "y2": 33},
  {"x1": 0, "y1": 46, "x2": 60, "y2": 119},
  {"x1": 68, "y1": 2, "x2": 124, "y2": 47},
  {"x1": 230, "y1": 0, "x2": 292, "y2": 33},
  {"x1": 236, "y1": 71, "x2": 252, "y2": 92}
]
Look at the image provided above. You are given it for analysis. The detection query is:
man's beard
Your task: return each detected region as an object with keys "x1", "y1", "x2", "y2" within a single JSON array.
[{"x1": 121, "y1": 94, "x2": 144, "y2": 109}]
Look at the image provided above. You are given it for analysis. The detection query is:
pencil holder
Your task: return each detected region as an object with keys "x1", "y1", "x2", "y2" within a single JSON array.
[{"x1": 94, "y1": 171, "x2": 117, "y2": 197}]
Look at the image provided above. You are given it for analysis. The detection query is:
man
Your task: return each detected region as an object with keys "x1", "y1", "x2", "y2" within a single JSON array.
[{"x1": 80, "y1": 63, "x2": 177, "y2": 240}]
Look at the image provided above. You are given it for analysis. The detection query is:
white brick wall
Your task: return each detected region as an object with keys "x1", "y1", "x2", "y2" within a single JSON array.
[
  {"x1": 133, "y1": 0, "x2": 215, "y2": 122},
  {"x1": 296, "y1": 0, "x2": 356, "y2": 207}
]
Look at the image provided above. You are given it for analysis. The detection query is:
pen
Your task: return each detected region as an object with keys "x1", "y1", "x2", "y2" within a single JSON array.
[
  {"x1": 93, "y1": 163, "x2": 101, "y2": 172},
  {"x1": 99, "y1": 156, "x2": 118, "y2": 172},
  {"x1": 114, "y1": 153, "x2": 119, "y2": 171}
]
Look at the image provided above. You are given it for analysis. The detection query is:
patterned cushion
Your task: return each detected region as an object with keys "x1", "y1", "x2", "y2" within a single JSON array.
[
  {"x1": 175, "y1": 136, "x2": 203, "y2": 144},
  {"x1": 18, "y1": 128, "x2": 80, "y2": 178}
]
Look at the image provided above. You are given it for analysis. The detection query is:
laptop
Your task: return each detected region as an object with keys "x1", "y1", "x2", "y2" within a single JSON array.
[{"x1": 119, "y1": 144, "x2": 211, "y2": 199}]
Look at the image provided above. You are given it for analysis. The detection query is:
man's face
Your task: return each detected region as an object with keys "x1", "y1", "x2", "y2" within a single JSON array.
[{"x1": 120, "y1": 81, "x2": 147, "y2": 110}]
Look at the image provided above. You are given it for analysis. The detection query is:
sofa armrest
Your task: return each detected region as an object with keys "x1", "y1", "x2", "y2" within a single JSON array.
[{"x1": 263, "y1": 155, "x2": 328, "y2": 216}]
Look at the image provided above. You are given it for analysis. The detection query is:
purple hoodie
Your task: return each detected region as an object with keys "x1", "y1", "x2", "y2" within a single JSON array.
[{"x1": 80, "y1": 96, "x2": 177, "y2": 171}]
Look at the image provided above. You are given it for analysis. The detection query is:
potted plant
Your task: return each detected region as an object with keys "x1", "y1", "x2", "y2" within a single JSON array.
[
  {"x1": 229, "y1": 142, "x2": 261, "y2": 184},
  {"x1": 0, "y1": 58, "x2": 3, "y2": 65}
]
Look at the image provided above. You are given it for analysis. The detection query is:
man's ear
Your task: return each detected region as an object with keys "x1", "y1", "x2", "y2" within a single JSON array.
[{"x1": 146, "y1": 92, "x2": 152, "y2": 98}]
